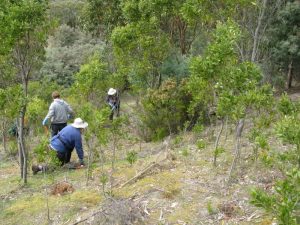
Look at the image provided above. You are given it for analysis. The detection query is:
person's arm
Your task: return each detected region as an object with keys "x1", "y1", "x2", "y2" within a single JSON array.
[
  {"x1": 64, "y1": 100, "x2": 74, "y2": 118},
  {"x1": 43, "y1": 103, "x2": 55, "y2": 125},
  {"x1": 74, "y1": 133, "x2": 84, "y2": 165}
]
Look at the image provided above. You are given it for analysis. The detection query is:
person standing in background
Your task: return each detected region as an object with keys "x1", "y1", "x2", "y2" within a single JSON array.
[
  {"x1": 106, "y1": 88, "x2": 120, "y2": 120},
  {"x1": 42, "y1": 91, "x2": 74, "y2": 137}
]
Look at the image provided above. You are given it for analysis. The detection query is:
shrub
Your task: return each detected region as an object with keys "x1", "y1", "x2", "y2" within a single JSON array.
[
  {"x1": 250, "y1": 169, "x2": 300, "y2": 225},
  {"x1": 140, "y1": 79, "x2": 191, "y2": 141},
  {"x1": 126, "y1": 150, "x2": 138, "y2": 166}
]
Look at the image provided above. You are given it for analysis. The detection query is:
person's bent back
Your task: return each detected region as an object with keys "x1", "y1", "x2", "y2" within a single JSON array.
[{"x1": 50, "y1": 120, "x2": 86, "y2": 166}]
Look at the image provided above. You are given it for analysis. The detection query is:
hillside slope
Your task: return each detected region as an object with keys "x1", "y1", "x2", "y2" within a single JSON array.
[{"x1": 0, "y1": 93, "x2": 290, "y2": 225}]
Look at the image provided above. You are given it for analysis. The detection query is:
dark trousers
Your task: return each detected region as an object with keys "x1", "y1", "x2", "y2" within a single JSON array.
[
  {"x1": 56, "y1": 149, "x2": 73, "y2": 165},
  {"x1": 51, "y1": 123, "x2": 67, "y2": 137},
  {"x1": 109, "y1": 104, "x2": 120, "y2": 120}
]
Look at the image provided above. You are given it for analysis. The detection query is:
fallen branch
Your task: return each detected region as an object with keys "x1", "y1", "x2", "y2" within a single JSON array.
[{"x1": 119, "y1": 162, "x2": 157, "y2": 188}]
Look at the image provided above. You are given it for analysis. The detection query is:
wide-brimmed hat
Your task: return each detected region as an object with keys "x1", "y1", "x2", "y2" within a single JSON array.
[
  {"x1": 71, "y1": 118, "x2": 88, "y2": 129},
  {"x1": 107, "y1": 88, "x2": 117, "y2": 95}
]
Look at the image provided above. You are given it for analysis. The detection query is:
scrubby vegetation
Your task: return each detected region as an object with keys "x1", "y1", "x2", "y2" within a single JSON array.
[{"x1": 0, "y1": 0, "x2": 300, "y2": 224}]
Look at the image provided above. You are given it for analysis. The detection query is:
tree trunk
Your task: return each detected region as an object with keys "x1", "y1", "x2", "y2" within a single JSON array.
[
  {"x1": 213, "y1": 119, "x2": 224, "y2": 167},
  {"x1": 251, "y1": 0, "x2": 267, "y2": 62},
  {"x1": 1, "y1": 120, "x2": 8, "y2": 154},
  {"x1": 228, "y1": 119, "x2": 245, "y2": 184},
  {"x1": 286, "y1": 60, "x2": 293, "y2": 89},
  {"x1": 86, "y1": 137, "x2": 93, "y2": 186},
  {"x1": 18, "y1": 107, "x2": 27, "y2": 184}
]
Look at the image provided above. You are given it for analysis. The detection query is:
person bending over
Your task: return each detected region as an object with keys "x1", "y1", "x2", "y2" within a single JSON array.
[{"x1": 32, "y1": 118, "x2": 88, "y2": 174}]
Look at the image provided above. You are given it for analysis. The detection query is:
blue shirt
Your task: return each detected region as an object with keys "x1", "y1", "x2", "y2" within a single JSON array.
[{"x1": 50, "y1": 125, "x2": 84, "y2": 160}]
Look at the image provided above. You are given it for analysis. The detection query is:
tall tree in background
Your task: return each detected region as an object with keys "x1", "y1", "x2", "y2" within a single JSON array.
[
  {"x1": 49, "y1": 0, "x2": 85, "y2": 29},
  {"x1": 81, "y1": 0, "x2": 125, "y2": 38},
  {"x1": 268, "y1": 0, "x2": 300, "y2": 89},
  {"x1": 0, "y1": 0, "x2": 49, "y2": 184}
]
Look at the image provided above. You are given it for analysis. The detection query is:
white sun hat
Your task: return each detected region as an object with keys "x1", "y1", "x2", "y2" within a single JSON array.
[
  {"x1": 71, "y1": 118, "x2": 88, "y2": 129},
  {"x1": 107, "y1": 88, "x2": 117, "y2": 95}
]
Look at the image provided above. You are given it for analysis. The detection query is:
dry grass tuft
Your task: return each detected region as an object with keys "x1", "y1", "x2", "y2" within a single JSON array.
[{"x1": 50, "y1": 181, "x2": 74, "y2": 196}]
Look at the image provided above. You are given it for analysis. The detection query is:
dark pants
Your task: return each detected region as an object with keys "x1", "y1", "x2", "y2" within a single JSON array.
[
  {"x1": 109, "y1": 104, "x2": 120, "y2": 120},
  {"x1": 56, "y1": 149, "x2": 73, "y2": 165},
  {"x1": 51, "y1": 123, "x2": 67, "y2": 137}
]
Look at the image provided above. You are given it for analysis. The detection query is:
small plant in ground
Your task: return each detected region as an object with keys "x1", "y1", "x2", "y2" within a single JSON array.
[
  {"x1": 126, "y1": 150, "x2": 138, "y2": 166},
  {"x1": 33, "y1": 136, "x2": 60, "y2": 171},
  {"x1": 33, "y1": 136, "x2": 49, "y2": 163},
  {"x1": 192, "y1": 123, "x2": 204, "y2": 134},
  {"x1": 250, "y1": 169, "x2": 300, "y2": 225},
  {"x1": 181, "y1": 148, "x2": 189, "y2": 158},
  {"x1": 196, "y1": 139, "x2": 206, "y2": 149},
  {"x1": 206, "y1": 200, "x2": 217, "y2": 215},
  {"x1": 100, "y1": 172, "x2": 109, "y2": 196},
  {"x1": 173, "y1": 136, "x2": 183, "y2": 147},
  {"x1": 213, "y1": 146, "x2": 225, "y2": 161}
]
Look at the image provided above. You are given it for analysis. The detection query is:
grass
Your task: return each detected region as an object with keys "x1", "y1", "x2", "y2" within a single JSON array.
[
  {"x1": 115, "y1": 169, "x2": 183, "y2": 199},
  {"x1": 0, "y1": 123, "x2": 283, "y2": 225}
]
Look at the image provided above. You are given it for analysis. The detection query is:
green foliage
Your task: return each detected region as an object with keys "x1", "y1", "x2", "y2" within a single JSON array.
[
  {"x1": 33, "y1": 136, "x2": 60, "y2": 168},
  {"x1": 40, "y1": 25, "x2": 103, "y2": 87},
  {"x1": 100, "y1": 172, "x2": 108, "y2": 186},
  {"x1": 140, "y1": 79, "x2": 191, "y2": 141},
  {"x1": 268, "y1": 1, "x2": 300, "y2": 70},
  {"x1": 188, "y1": 20, "x2": 274, "y2": 129},
  {"x1": 73, "y1": 54, "x2": 110, "y2": 100},
  {"x1": 81, "y1": 0, "x2": 124, "y2": 37},
  {"x1": 277, "y1": 93, "x2": 297, "y2": 116},
  {"x1": 276, "y1": 115, "x2": 300, "y2": 147},
  {"x1": 0, "y1": 0, "x2": 49, "y2": 54},
  {"x1": 250, "y1": 169, "x2": 300, "y2": 225},
  {"x1": 28, "y1": 81, "x2": 61, "y2": 103},
  {"x1": 173, "y1": 136, "x2": 183, "y2": 146},
  {"x1": 27, "y1": 97, "x2": 47, "y2": 128},
  {"x1": 126, "y1": 150, "x2": 138, "y2": 166},
  {"x1": 206, "y1": 200, "x2": 217, "y2": 215},
  {"x1": 49, "y1": 0, "x2": 85, "y2": 28},
  {"x1": 160, "y1": 53, "x2": 190, "y2": 81},
  {"x1": 0, "y1": 85, "x2": 22, "y2": 119},
  {"x1": 181, "y1": 148, "x2": 189, "y2": 157},
  {"x1": 112, "y1": 21, "x2": 170, "y2": 89},
  {"x1": 196, "y1": 139, "x2": 206, "y2": 149},
  {"x1": 214, "y1": 147, "x2": 225, "y2": 158},
  {"x1": 33, "y1": 136, "x2": 49, "y2": 163},
  {"x1": 76, "y1": 102, "x2": 110, "y2": 144},
  {"x1": 275, "y1": 114, "x2": 300, "y2": 168},
  {"x1": 192, "y1": 123, "x2": 204, "y2": 134},
  {"x1": 6, "y1": 141, "x2": 18, "y2": 158}
]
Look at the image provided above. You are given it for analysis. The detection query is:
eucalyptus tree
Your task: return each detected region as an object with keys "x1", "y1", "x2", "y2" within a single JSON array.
[
  {"x1": 81, "y1": 0, "x2": 125, "y2": 38},
  {"x1": 40, "y1": 24, "x2": 103, "y2": 87},
  {"x1": 0, "y1": 86, "x2": 22, "y2": 154},
  {"x1": 49, "y1": 0, "x2": 85, "y2": 28},
  {"x1": 250, "y1": 94, "x2": 300, "y2": 225},
  {"x1": 267, "y1": 0, "x2": 300, "y2": 88},
  {"x1": 0, "y1": 0, "x2": 50, "y2": 183},
  {"x1": 188, "y1": 21, "x2": 273, "y2": 175},
  {"x1": 82, "y1": 0, "x2": 254, "y2": 91}
]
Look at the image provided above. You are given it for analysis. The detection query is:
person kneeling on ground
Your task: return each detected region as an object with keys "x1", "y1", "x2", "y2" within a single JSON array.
[{"x1": 32, "y1": 118, "x2": 88, "y2": 174}]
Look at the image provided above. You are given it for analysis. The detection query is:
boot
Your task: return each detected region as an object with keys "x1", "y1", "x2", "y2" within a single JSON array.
[{"x1": 32, "y1": 165, "x2": 41, "y2": 175}]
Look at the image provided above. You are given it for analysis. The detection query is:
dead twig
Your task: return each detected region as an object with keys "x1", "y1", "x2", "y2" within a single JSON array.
[{"x1": 119, "y1": 162, "x2": 157, "y2": 188}]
